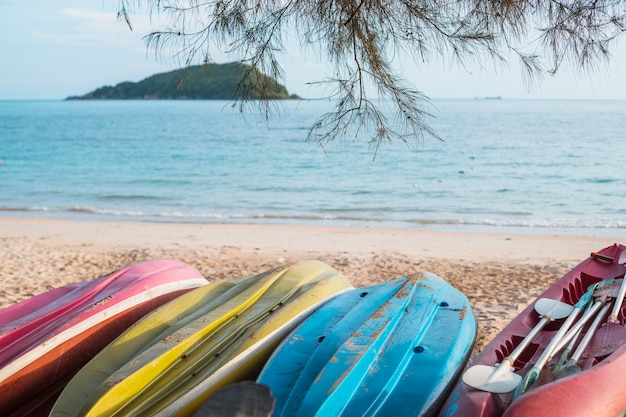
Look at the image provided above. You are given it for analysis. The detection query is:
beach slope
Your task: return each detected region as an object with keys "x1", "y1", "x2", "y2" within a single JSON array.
[{"x1": 0, "y1": 217, "x2": 619, "y2": 350}]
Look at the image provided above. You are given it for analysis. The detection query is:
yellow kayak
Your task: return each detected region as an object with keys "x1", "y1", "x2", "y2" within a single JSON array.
[{"x1": 50, "y1": 260, "x2": 352, "y2": 417}]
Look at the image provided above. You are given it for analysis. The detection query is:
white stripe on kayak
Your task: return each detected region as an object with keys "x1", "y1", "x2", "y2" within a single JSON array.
[{"x1": 0, "y1": 277, "x2": 208, "y2": 383}]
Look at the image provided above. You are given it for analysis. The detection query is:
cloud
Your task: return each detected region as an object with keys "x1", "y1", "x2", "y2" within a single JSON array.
[
  {"x1": 63, "y1": 7, "x2": 161, "y2": 33},
  {"x1": 63, "y1": 8, "x2": 114, "y2": 26},
  {"x1": 30, "y1": 7, "x2": 160, "y2": 48}
]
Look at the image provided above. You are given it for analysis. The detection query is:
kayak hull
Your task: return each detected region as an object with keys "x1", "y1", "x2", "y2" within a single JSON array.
[
  {"x1": 0, "y1": 259, "x2": 207, "y2": 416},
  {"x1": 50, "y1": 260, "x2": 353, "y2": 417},
  {"x1": 439, "y1": 243, "x2": 626, "y2": 417},
  {"x1": 258, "y1": 272, "x2": 477, "y2": 417}
]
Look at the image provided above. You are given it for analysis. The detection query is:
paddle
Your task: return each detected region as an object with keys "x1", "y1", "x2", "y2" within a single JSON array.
[
  {"x1": 609, "y1": 256, "x2": 626, "y2": 322},
  {"x1": 552, "y1": 303, "x2": 593, "y2": 379},
  {"x1": 553, "y1": 302, "x2": 612, "y2": 379},
  {"x1": 550, "y1": 279, "x2": 623, "y2": 355},
  {"x1": 551, "y1": 278, "x2": 623, "y2": 378},
  {"x1": 511, "y1": 283, "x2": 596, "y2": 398},
  {"x1": 583, "y1": 251, "x2": 626, "y2": 358},
  {"x1": 462, "y1": 298, "x2": 574, "y2": 393}
]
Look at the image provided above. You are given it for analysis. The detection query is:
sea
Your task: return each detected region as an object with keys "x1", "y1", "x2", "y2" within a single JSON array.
[{"x1": 0, "y1": 99, "x2": 624, "y2": 237}]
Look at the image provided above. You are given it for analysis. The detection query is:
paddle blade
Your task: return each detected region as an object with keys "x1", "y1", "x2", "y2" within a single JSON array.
[
  {"x1": 512, "y1": 367, "x2": 540, "y2": 399},
  {"x1": 534, "y1": 298, "x2": 574, "y2": 320},
  {"x1": 609, "y1": 279, "x2": 626, "y2": 322},
  {"x1": 582, "y1": 322, "x2": 626, "y2": 358},
  {"x1": 553, "y1": 359, "x2": 582, "y2": 380},
  {"x1": 462, "y1": 364, "x2": 522, "y2": 394},
  {"x1": 593, "y1": 280, "x2": 623, "y2": 299}
]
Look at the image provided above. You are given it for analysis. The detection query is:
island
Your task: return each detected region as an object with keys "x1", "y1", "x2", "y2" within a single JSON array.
[{"x1": 66, "y1": 62, "x2": 299, "y2": 100}]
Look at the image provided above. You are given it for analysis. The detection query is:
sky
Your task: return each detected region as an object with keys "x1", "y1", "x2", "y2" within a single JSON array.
[{"x1": 2, "y1": 0, "x2": 625, "y2": 100}]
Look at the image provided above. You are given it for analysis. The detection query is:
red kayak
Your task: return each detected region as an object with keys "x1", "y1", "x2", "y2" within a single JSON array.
[
  {"x1": 0, "y1": 258, "x2": 207, "y2": 416},
  {"x1": 439, "y1": 243, "x2": 626, "y2": 417}
]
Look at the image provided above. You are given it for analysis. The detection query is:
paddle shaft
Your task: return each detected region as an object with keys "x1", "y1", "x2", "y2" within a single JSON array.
[
  {"x1": 462, "y1": 298, "x2": 574, "y2": 393},
  {"x1": 609, "y1": 277, "x2": 626, "y2": 322},
  {"x1": 467, "y1": 316, "x2": 553, "y2": 392},
  {"x1": 571, "y1": 302, "x2": 612, "y2": 362},
  {"x1": 553, "y1": 302, "x2": 613, "y2": 380},
  {"x1": 514, "y1": 282, "x2": 623, "y2": 398},
  {"x1": 502, "y1": 299, "x2": 574, "y2": 365},
  {"x1": 552, "y1": 299, "x2": 607, "y2": 354},
  {"x1": 502, "y1": 301, "x2": 572, "y2": 368},
  {"x1": 465, "y1": 313, "x2": 555, "y2": 390},
  {"x1": 512, "y1": 303, "x2": 588, "y2": 398},
  {"x1": 539, "y1": 285, "x2": 597, "y2": 366},
  {"x1": 553, "y1": 328, "x2": 584, "y2": 378},
  {"x1": 610, "y1": 250, "x2": 626, "y2": 321},
  {"x1": 503, "y1": 316, "x2": 551, "y2": 368},
  {"x1": 530, "y1": 307, "x2": 582, "y2": 370}
]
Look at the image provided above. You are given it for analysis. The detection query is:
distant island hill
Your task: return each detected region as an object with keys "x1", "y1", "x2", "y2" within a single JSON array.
[{"x1": 66, "y1": 62, "x2": 299, "y2": 100}]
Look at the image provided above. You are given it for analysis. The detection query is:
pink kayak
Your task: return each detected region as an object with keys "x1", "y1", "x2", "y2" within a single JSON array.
[
  {"x1": 0, "y1": 258, "x2": 207, "y2": 416},
  {"x1": 439, "y1": 243, "x2": 626, "y2": 417}
]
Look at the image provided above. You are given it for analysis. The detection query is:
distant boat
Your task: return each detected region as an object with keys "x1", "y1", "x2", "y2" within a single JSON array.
[{"x1": 474, "y1": 96, "x2": 502, "y2": 100}]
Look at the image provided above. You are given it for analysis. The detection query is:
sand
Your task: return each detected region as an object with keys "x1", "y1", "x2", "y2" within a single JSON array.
[{"x1": 0, "y1": 216, "x2": 621, "y2": 351}]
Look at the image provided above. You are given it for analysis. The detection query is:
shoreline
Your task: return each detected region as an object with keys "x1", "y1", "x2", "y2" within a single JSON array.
[
  {"x1": 1, "y1": 216, "x2": 619, "y2": 262},
  {"x1": 1, "y1": 216, "x2": 622, "y2": 350}
]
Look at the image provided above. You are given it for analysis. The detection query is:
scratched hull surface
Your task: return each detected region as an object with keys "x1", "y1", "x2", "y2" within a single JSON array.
[
  {"x1": 50, "y1": 260, "x2": 352, "y2": 417},
  {"x1": 257, "y1": 272, "x2": 477, "y2": 417},
  {"x1": 0, "y1": 259, "x2": 207, "y2": 416},
  {"x1": 439, "y1": 243, "x2": 626, "y2": 417}
]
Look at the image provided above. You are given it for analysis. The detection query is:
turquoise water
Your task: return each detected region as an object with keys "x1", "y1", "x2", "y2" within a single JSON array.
[{"x1": 0, "y1": 99, "x2": 624, "y2": 236}]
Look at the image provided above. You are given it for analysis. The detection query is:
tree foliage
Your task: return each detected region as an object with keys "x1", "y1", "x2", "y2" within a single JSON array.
[{"x1": 116, "y1": 0, "x2": 625, "y2": 149}]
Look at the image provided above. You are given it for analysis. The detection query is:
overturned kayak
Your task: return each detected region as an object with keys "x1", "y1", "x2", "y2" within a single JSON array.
[
  {"x1": 257, "y1": 272, "x2": 477, "y2": 416},
  {"x1": 0, "y1": 259, "x2": 207, "y2": 416},
  {"x1": 50, "y1": 260, "x2": 352, "y2": 417},
  {"x1": 440, "y1": 243, "x2": 626, "y2": 417}
]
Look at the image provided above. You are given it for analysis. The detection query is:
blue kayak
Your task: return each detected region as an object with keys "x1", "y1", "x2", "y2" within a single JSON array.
[{"x1": 257, "y1": 272, "x2": 477, "y2": 417}]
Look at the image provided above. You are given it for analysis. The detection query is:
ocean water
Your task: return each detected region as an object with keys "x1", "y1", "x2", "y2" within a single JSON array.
[{"x1": 0, "y1": 99, "x2": 624, "y2": 236}]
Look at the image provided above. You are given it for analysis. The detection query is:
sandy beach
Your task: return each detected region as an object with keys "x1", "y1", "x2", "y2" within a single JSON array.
[{"x1": 0, "y1": 216, "x2": 622, "y2": 351}]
